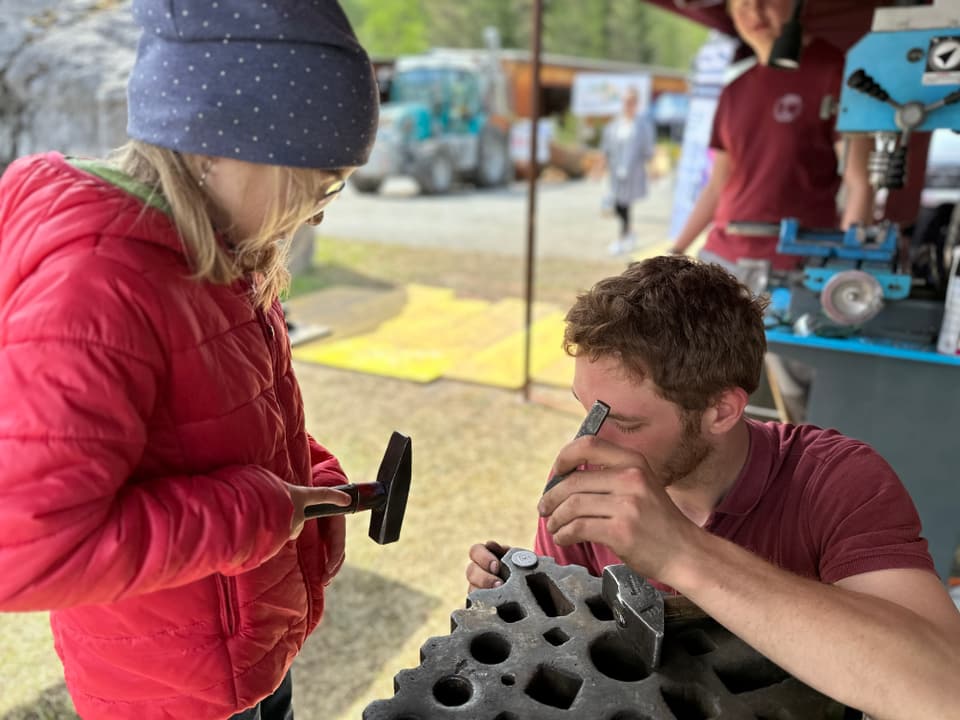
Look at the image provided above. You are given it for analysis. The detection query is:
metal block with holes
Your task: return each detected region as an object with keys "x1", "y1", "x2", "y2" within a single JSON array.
[{"x1": 362, "y1": 549, "x2": 854, "y2": 720}]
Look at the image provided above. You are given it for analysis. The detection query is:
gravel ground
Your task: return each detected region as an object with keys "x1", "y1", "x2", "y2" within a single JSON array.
[{"x1": 320, "y1": 172, "x2": 677, "y2": 261}]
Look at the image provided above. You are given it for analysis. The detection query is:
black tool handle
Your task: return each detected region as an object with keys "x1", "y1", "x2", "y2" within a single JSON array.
[
  {"x1": 304, "y1": 482, "x2": 387, "y2": 518},
  {"x1": 543, "y1": 400, "x2": 610, "y2": 494},
  {"x1": 846, "y1": 68, "x2": 894, "y2": 105}
]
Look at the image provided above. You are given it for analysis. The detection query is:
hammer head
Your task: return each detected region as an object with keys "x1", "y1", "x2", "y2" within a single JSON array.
[
  {"x1": 601, "y1": 565, "x2": 665, "y2": 671},
  {"x1": 369, "y1": 431, "x2": 412, "y2": 544}
]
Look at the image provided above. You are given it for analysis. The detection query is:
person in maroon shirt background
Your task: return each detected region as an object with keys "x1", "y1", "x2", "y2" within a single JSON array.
[
  {"x1": 669, "y1": 0, "x2": 873, "y2": 271},
  {"x1": 466, "y1": 257, "x2": 960, "y2": 719}
]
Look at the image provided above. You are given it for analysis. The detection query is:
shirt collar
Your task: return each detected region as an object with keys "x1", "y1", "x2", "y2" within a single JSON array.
[{"x1": 710, "y1": 419, "x2": 774, "y2": 518}]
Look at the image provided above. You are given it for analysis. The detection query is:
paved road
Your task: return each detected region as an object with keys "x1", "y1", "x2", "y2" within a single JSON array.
[{"x1": 321, "y1": 171, "x2": 678, "y2": 261}]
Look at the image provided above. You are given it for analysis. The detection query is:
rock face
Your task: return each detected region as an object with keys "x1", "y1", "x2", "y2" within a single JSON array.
[
  {"x1": 0, "y1": 0, "x2": 317, "y2": 275},
  {"x1": 0, "y1": 0, "x2": 137, "y2": 169}
]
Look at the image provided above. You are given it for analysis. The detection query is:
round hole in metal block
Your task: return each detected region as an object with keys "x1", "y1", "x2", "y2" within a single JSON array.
[
  {"x1": 433, "y1": 675, "x2": 473, "y2": 707},
  {"x1": 501, "y1": 673, "x2": 516, "y2": 686},
  {"x1": 470, "y1": 631, "x2": 511, "y2": 665},
  {"x1": 589, "y1": 631, "x2": 650, "y2": 682},
  {"x1": 496, "y1": 601, "x2": 526, "y2": 623}
]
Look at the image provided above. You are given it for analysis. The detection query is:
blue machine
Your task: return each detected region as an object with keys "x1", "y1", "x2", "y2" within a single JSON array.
[
  {"x1": 777, "y1": 218, "x2": 911, "y2": 301},
  {"x1": 771, "y1": 218, "x2": 912, "y2": 329},
  {"x1": 764, "y1": 2, "x2": 960, "y2": 581},
  {"x1": 837, "y1": 3, "x2": 960, "y2": 189},
  {"x1": 767, "y1": 2, "x2": 960, "y2": 331}
]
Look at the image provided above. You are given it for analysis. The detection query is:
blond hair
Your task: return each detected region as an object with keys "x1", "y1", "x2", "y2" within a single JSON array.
[{"x1": 111, "y1": 140, "x2": 337, "y2": 309}]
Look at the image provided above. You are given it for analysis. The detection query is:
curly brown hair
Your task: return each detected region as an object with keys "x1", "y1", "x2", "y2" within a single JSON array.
[{"x1": 563, "y1": 256, "x2": 769, "y2": 411}]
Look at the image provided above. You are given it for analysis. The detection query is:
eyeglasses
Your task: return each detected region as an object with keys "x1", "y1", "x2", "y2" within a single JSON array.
[{"x1": 305, "y1": 178, "x2": 346, "y2": 226}]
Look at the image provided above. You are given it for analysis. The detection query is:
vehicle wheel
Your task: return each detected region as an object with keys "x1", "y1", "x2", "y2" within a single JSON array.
[
  {"x1": 416, "y1": 149, "x2": 455, "y2": 195},
  {"x1": 351, "y1": 176, "x2": 383, "y2": 194},
  {"x1": 473, "y1": 125, "x2": 511, "y2": 187}
]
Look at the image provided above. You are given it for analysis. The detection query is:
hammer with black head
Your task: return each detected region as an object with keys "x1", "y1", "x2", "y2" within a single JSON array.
[{"x1": 304, "y1": 431, "x2": 412, "y2": 544}]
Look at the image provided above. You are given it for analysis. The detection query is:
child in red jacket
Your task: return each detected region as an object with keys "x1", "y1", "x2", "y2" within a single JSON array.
[{"x1": 0, "y1": 1, "x2": 379, "y2": 718}]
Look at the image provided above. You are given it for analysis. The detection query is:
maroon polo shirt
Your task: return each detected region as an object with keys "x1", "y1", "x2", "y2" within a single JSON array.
[
  {"x1": 703, "y1": 38, "x2": 845, "y2": 270},
  {"x1": 535, "y1": 419, "x2": 935, "y2": 589}
]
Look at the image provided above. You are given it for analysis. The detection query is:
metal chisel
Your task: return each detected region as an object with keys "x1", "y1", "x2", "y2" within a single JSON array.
[{"x1": 542, "y1": 399, "x2": 610, "y2": 494}]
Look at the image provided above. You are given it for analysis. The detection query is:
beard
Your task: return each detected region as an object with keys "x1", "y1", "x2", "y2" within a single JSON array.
[{"x1": 658, "y1": 409, "x2": 712, "y2": 487}]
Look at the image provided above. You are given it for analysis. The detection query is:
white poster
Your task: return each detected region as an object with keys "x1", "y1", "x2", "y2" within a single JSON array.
[
  {"x1": 570, "y1": 73, "x2": 652, "y2": 117},
  {"x1": 510, "y1": 117, "x2": 554, "y2": 164}
]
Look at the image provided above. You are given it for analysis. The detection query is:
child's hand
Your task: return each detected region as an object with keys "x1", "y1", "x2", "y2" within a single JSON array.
[{"x1": 284, "y1": 483, "x2": 352, "y2": 540}]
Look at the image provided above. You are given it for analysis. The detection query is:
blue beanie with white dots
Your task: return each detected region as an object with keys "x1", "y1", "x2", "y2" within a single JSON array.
[{"x1": 126, "y1": 0, "x2": 379, "y2": 169}]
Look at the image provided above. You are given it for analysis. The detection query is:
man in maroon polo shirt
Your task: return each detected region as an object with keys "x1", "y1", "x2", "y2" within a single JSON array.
[
  {"x1": 466, "y1": 257, "x2": 960, "y2": 719},
  {"x1": 669, "y1": 0, "x2": 873, "y2": 272}
]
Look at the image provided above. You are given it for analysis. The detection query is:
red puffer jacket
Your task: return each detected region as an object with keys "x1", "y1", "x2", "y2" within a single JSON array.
[{"x1": 0, "y1": 153, "x2": 347, "y2": 719}]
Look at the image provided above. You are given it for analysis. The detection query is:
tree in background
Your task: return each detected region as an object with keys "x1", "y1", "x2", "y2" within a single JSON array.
[
  {"x1": 342, "y1": 0, "x2": 708, "y2": 70},
  {"x1": 647, "y1": 7, "x2": 713, "y2": 68},
  {"x1": 542, "y1": 0, "x2": 615, "y2": 61},
  {"x1": 341, "y1": 0, "x2": 430, "y2": 57},
  {"x1": 428, "y1": 0, "x2": 532, "y2": 51}
]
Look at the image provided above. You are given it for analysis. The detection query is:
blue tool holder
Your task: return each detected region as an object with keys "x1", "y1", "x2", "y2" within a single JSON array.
[
  {"x1": 776, "y1": 218, "x2": 912, "y2": 300},
  {"x1": 837, "y1": 29, "x2": 960, "y2": 133},
  {"x1": 777, "y1": 218, "x2": 897, "y2": 261}
]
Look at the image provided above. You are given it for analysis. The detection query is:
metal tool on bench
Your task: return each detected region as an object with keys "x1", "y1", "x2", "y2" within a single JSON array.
[
  {"x1": 542, "y1": 400, "x2": 610, "y2": 495},
  {"x1": 601, "y1": 565, "x2": 713, "y2": 672},
  {"x1": 305, "y1": 431, "x2": 411, "y2": 544},
  {"x1": 601, "y1": 564, "x2": 665, "y2": 670},
  {"x1": 729, "y1": 219, "x2": 915, "y2": 329}
]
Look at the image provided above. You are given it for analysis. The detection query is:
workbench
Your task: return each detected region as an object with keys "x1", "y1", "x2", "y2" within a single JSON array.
[{"x1": 766, "y1": 328, "x2": 960, "y2": 579}]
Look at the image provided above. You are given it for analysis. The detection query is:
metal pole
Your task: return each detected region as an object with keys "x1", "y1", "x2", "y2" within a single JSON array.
[{"x1": 522, "y1": 0, "x2": 544, "y2": 402}]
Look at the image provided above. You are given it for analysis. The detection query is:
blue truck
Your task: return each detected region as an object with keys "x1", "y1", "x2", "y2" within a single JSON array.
[{"x1": 351, "y1": 50, "x2": 513, "y2": 195}]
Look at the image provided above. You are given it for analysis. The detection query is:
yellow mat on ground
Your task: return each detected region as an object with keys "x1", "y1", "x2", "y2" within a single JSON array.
[
  {"x1": 446, "y1": 311, "x2": 571, "y2": 389},
  {"x1": 292, "y1": 284, "x2": 572, "y2": 387},
  {"x1": 292, "y1": 242, "x2": 694, "y2": 388}
]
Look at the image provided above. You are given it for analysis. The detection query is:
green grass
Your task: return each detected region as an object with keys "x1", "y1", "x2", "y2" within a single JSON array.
[{"x1": 0, "y1": 613, "x2": 76, "y2": 718}]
